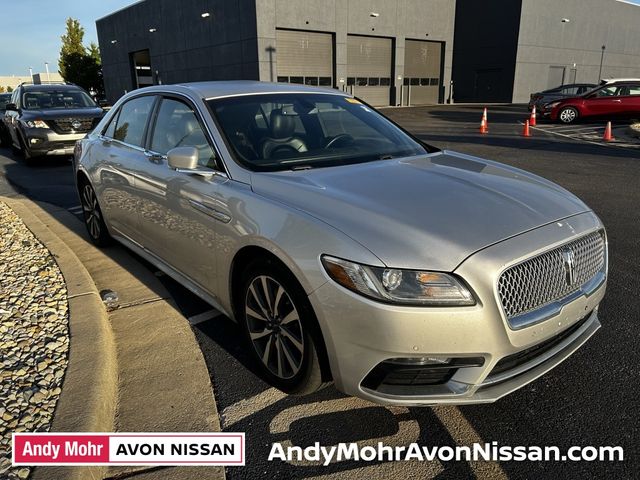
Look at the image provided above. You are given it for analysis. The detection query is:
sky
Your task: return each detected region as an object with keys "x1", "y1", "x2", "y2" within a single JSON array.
[
  {"x1": 0, "y1": 0, "x2": 136, "y2": 76},
  {"x1": 1, "y1": 0, "x2": 640, "y2": 76}
]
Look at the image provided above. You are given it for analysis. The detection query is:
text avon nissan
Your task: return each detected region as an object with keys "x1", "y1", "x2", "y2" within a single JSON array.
[{"x1": 73, "y1": 82, "x2": 607, "y2": 406}]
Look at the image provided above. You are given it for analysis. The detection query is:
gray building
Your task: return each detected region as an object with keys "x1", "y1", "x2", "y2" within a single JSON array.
[
  {"x1": 453, "y1": 0, "x2": 640, "y2": 103},
  {"x1": 96, "y1": 0, "x2": 456, "y2": 106}
]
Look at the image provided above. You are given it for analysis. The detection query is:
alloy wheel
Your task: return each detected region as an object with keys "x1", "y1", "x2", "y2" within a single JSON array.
[
  {"x1": 81, "y1": 184, "x2": 102, "y2": 240},
  {"x1": 559, "y1": 108, "x2": 577, "y2": 123},
  {"x1": 245, "y1": 275, "x2": 305, "y2": 379}
]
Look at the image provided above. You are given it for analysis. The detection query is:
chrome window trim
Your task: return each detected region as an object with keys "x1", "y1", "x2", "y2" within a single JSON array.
[{"x1": 204, "y1": 91, "x2": 350, "y2": 101}]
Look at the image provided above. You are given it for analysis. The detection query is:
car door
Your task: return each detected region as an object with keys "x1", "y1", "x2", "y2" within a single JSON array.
[
  {"x1": 622, "y1": 83, "x2": 640, "y2": 116},
  {"x1": 584, "y1": 85, "x2": 626, "y2": 117},
  {"x1": 92, "y1": 94, "x2": 157, "y2": 242},
  {"x1": 136, "y1": 95, "x2": 227, "y2": 296}
]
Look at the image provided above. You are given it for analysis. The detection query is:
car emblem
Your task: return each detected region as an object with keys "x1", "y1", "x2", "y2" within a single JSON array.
[
  {"x1": 561, "y1": 247, "x2": 576, "y2": 286},
  {"x1": 71, "y1": 120, "x2": 82, "y2": 130}
]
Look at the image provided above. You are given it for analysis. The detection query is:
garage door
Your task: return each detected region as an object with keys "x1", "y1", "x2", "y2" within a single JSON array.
[
  {"x1": 276, "y1": 30, "x2": 333, "y2": 88},
  {"x1": 403, "y1": 40, "x2": 442, "y2": 105},
  {"x1": 347, "y1": 35, "x2": 392, "y2": 106}
]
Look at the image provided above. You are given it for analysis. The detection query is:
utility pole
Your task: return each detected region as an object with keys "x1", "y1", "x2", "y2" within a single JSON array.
[{"x1": 598, "y1": 45, "x2": 606, "y2": 83}]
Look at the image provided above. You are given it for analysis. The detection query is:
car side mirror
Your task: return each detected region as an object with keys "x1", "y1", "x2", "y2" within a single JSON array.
[
  {"x1": 167, "y1": 147, "x2": 199, "y2": 170},
  {"x1": 5, "y1": 103, "x2": 17, "y2": 112}
]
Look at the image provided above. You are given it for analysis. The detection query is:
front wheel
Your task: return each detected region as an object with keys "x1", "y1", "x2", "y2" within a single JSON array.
[
  {"x1": 79, "y1": 181, "x2": 112, "y2": 247},
  {"x1": 239, "y1": 260, "x2": 325, "y2": 395},
  {"x1": 558, "y1": 106, "x2": 579, "y2": 124}
]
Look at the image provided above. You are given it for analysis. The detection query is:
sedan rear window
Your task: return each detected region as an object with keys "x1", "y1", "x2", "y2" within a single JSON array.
[{"x1": 208, "y1": 93, "x2": 431, "y2": 171}]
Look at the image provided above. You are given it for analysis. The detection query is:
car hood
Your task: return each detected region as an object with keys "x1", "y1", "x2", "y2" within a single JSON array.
[
  {"x1": 250, "y1": 151, "x2": 590, "y2": 271},
  {"x1": 21, "y1": 108, "x2": 104, "y2": 119}
]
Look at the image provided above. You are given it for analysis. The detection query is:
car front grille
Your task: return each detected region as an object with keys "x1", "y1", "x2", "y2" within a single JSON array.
[
  {"x1": 47, "y1": 117, "x2": 96, "y2": 134},
  {"x1": 497, "y1": 231, "x2": 606, "y2": 322}
]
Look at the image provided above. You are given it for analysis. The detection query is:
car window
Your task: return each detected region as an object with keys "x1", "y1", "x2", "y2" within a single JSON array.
[
  {"x1": 628, "y1": 85, "x2": 640, "y2": 96},
  {"x1": 561, "y1": 86, "x2": 578, "y2": 95},
  {"x1": 209, "y1": 93, "x2": 429, "y2": 172},
  {"x1": 150, "y1": 98, "x2": 217, "y2": 169},
  {"x1": 595, "y1": 86, "x2": 624, "y2": 97},
  {"x1": 103, "y1": 111, "x2": 119, "y2": 138},
  {"x1": 21, "y1": 89, "x2": 97, "y2": 110},
  {"x1": 577, "y1": 86, "x2": 590, "y2": 94},
  {"x1": 113, "y1": 96, "x2": 156, "y2": 147}
]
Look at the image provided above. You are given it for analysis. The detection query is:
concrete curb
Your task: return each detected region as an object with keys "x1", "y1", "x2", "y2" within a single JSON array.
[{"x1": 3, "y1": 196, "x2": 118, "y2": 480}]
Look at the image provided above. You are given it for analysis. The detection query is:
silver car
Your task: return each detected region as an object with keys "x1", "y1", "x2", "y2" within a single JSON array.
[{"x1": 74, "y1": 82, "x2": 607, "y2": 406}]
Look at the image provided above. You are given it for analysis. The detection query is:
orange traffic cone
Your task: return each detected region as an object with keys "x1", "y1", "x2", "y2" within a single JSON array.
[
  {"x1": 522, "y1": 120, "x2": 532, "y2": 137},
  {"x1": 480, "y1": 108, "x2": 488, "y2": 134},
  {"x1": 603, "y1": 121, "x2": 614, "y2": 141},
  {"x1": 530, "y1": 105, "x2": 537, "y2": 126}
]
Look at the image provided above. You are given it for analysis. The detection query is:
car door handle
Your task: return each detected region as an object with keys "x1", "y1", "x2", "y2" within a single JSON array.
[
  {"x1": 612, "y1": 99, "x2": 622, "y2": 102},
  {"x1": 188, "y1": 199, "x2": 231, "y2": 223}
]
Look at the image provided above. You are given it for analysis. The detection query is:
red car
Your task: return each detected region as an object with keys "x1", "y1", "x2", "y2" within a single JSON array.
[{"x1": 544, "y1": 79, "x2": 640, "y2": 124}]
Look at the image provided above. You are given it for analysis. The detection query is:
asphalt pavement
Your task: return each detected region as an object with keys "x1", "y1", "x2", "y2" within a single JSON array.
[{"x1": 1, "y1": 104, "x2": 638, "y2": 479}]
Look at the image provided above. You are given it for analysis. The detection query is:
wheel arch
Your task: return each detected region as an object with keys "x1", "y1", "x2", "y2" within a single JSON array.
[{"x1": 229, "y1": 245, "x2": 333, "y2": 382}]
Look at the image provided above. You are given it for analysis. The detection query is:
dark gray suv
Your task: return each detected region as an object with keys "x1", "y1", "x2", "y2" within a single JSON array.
[{"x1": 3, "y1": 82, "x2": 104, "y2": 160}]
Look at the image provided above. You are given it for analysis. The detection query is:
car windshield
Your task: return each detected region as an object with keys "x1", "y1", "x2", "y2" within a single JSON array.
[
  {"x1": 0, "y1": 94, "x2": 11, "y2": 110},
  {"x1": 22, "y1": 89, "x2": 97, "y2": 110},
  {"x1": 208, "y1": 93, "x2": 432, "y2": 171}
]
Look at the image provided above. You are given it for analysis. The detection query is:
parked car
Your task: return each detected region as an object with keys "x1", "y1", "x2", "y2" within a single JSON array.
[
  {"x1": 74, "y1": 81, "x2": 607, "y2": 405},
  {"x1": 543, "y1": 78, "x2": 640, "y2": 124},
  {"x1": 528, "y1": 83, "x2": 596, "y2": 111},
  {"x1": 3, "y1": 82, "x2": 104, "y2": 160},
  {"x1": 0, "y1": 92, "x2": 12, "y2": 146}
]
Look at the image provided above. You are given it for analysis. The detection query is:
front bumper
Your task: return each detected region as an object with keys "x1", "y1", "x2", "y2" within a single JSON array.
[
  {"x1": 22, "y1": 128, "x2": 86, "y2": 156},
  {"x1": 309, "y1": 211, "x2": 606, "y2": 406}
]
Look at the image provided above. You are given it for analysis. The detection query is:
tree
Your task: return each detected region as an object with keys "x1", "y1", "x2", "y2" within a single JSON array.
[
  {"x1": 6, "y1": 86, "x2": 13, "y2": 93},
  {"x1": 59, "y1": 18, "x2": 86, "y2": 79},
  {"x1": 0, "y1": 86, "x2": 5, "y2": 93},
  {"x1": 58, "y1": 18, "x2": 104, "y2": 97}
]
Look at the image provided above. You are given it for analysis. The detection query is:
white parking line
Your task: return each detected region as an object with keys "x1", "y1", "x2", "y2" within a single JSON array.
[
  {"x1": 67, "y1": 205, "x2": 83, "y2": 214},
  {"x1": 187, "y1": 308, "x2": 220, "y2": 325}
]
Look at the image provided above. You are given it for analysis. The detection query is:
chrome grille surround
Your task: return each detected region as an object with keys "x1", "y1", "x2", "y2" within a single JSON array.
[
  {"x1": 497, "y1": 231, "x2": 606, "y2": 329},
  {"x1": 47, "y1": 117, "x2": 95, "y2": 134}
]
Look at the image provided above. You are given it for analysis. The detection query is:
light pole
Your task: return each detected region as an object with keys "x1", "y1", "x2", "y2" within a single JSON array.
[
  {"x1": 28, "y1": 67, "x2": 34, "y2": 82},
  {"x1": 45, "y1": 62, "x2": 50, "y2": 82},
  {"x1": 598, "y1": 45, "x2": 606, "y2": 83}
]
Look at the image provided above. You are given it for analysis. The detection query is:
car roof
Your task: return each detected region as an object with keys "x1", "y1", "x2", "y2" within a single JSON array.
[
  {"x1": 134, "y1": 81, "x2": 349, "y2": 100},
  {"x1": 601, "y1": 78, "x2": 640, "y2": 84},
  {"x1": 21, "y1": 83, "x2": 83, "y2": 91}
]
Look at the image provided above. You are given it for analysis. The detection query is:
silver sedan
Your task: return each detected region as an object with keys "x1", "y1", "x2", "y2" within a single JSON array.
[{"x1": 74, "y1": 82, "x2": 607, "y2": 406}]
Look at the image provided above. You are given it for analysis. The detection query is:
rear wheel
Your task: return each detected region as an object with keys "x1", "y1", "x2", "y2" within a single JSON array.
[
  {"x1": 79, "y1": 181, "x2": 112, "y2": 247},
  {"x1": 558, "y1": 106, "x2": 579, "y2": 124},
  {"x1": 238, "y1": 259, "x2": 325, "y2": 395}
]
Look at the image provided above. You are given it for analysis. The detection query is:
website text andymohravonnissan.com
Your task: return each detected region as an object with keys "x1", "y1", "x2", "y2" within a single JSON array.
[{"x1": 268, "y1": 442, "x2": 624, "y2": 465}]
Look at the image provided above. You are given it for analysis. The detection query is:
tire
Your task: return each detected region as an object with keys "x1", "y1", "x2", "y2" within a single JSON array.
[
  {"x1": 238, "y1": 258, "x2": 325, "y2": 395},
  {"x1": 78, "y1": 180, "x2": 112, "y2": 247},
  {"x1": 558, "y1": 106, "x2": 579, "y2": 124}
]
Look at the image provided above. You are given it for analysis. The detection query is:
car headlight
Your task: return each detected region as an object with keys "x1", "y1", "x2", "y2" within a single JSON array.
[
  {"x1": 24, "y1": 119, "x2": 48, "y2": 129},
  {"x1": 321, "y1": 255, "x2": 476, "y2": 306}
]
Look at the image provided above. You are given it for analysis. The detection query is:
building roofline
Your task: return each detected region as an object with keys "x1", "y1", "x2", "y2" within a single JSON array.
[{"x1": 96, "y1": 0, "x2": 146, "y2": 23}]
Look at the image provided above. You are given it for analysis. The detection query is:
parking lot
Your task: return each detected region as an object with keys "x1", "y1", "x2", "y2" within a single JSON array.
[{"x1": 1, "y1": 104, "x2": 638, "y2": 479}]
